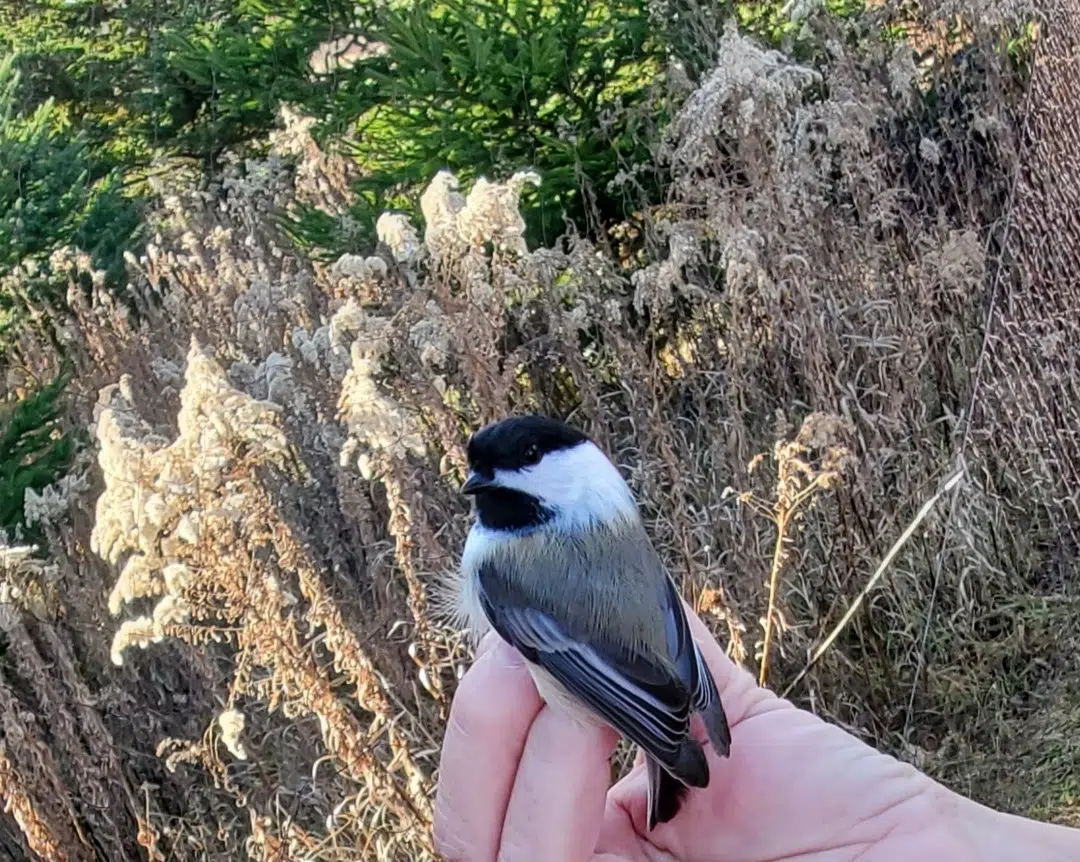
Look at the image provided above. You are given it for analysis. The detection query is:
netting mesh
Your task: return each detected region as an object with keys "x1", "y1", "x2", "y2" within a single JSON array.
[{"x1": 984, "y1": 0, "x2": 1080, "y2": 537}]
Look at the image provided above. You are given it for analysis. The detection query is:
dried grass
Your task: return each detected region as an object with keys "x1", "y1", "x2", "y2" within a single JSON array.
[{"x1": 1, "y1": 3, "x2": 1078, "y2": 859}]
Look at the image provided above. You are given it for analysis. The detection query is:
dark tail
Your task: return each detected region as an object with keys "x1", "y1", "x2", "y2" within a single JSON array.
[
  {"x1": 646, "y1": 757, "x2": 686, "y2": 831},
  {"x1": 646, "y1": 740, "x2": 709, "y2": 831}
]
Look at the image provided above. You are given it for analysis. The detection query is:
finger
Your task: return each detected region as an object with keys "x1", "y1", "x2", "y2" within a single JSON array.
[
  {"x1": 594, "y1": 790, "x2": 652, "y2": 859},
  {"x1": 433, "y1": 634, "x2": 544, "y2": 862},
  {"x1": 498, "y1": 706, "x2": 619, "y2": 861}
]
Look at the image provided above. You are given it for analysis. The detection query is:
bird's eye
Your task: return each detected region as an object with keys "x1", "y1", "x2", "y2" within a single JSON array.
[{"x1": 523, "y1": 444, "x2": 540, "y2": 465}]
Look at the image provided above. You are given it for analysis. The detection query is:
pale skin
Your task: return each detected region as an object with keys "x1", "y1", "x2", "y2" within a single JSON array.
[{"x1": 433, "y1": 604, "x2": 1080, "y2": 861}]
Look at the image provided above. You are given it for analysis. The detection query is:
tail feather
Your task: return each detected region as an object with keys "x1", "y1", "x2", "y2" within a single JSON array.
[
  {"x1": 646, "y1": 739, "x2": 709, "y2": 831},
  {"x1": 693, "y1": 647, "x2": 732, "y2": 756},
  {"x1": 647, "y1": 757, "x2": 690, "y2": 830}
]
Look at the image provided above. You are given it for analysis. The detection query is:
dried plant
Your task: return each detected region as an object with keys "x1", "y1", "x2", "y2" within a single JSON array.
[
  {"x1": 733, "y1": 413, "x2": 855, "y2": 686},
  {"x1": 0, "y1": 748, "x2": 67, "y2": 862},
  {"x1": 4, "y1": 6, "x2": 1080, "y2": 859},
  {"x1": 92, "y1": 339, "x2": 434, "y2": 858}
]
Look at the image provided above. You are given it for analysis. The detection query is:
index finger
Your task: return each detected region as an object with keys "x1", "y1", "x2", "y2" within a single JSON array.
[{"x1": 433, "y1": 633, "x2": 544, "y2": 861}]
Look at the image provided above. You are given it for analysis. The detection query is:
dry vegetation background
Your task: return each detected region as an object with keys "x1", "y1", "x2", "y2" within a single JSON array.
[{"x1": 2, "y1": 0, "x2": 1080, "y2": 859}]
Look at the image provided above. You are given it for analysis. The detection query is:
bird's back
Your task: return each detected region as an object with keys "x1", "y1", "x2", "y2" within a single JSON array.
[{"x1": 475, "y1": 515, "x2": 674, "y2": 659}]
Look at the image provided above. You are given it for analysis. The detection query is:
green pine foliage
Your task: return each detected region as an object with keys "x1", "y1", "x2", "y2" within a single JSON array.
[
  {"x1": 0, "y1": 0, "x2": 154, "y2": 162},
  {"x1": 0, "y1": 367, "x2": 74, "y2": 542},
  {"x1": 0, "y1": 51, "x2": 123, "y2": 525},
  {"x1": 0, "y1": 53, "x2": 140, "y2": 338},
  {"x1": 1, "y1": 0, "x2": 356, "y2": 164},
  {"x1": 296, "y1": 0, "x2": 669, "y2": 251},
  {"x1": 147, "y1": 0, "x2": 359, "y2": 161},
  {"x1": 1, "y1": 0, "x2": 877, "y2": 262},
  {"x1": 5, "y1": 0, "x2": 822, "y2": 257}
]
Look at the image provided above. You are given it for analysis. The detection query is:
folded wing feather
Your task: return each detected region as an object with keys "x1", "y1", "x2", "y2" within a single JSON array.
[{"x1": 477, "y1": 560, "x2": 693, "y2": 771}]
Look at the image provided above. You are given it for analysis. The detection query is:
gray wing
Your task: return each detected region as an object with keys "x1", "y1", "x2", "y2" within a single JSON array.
[
  {"x1": 476, "y1": 559, "x2": 695, "y2": 772},
  {"x1": 661, "y1": 574, "x2": 731, "y2": 755}
]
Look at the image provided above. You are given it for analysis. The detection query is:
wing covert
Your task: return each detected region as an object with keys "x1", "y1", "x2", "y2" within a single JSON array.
[
  {"x1": 476, "y1": 560, "x2": 692, "y2": 766},
  {"x1": 660, "y1": 573, "x2": 731, "y2": 753}
]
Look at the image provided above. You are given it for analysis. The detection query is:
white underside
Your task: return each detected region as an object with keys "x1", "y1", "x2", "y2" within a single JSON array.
[
  {"x1": 526, "y1": 662, "x2": 605, "y2": 727},
  {"x1": 451, "y1": 528, "x2": 494, "y2": 641}
]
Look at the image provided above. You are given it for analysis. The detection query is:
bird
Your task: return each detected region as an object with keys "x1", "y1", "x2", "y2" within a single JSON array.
[{"x1": 450, "y1": 413, "x2": 731, "y2": 830}]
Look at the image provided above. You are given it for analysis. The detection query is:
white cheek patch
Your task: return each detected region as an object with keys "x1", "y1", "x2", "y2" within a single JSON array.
[
  {"x1": 492, "y1": 442, "x2": 638, "y2": 528},
  {"x1": 492, "y1": 460, "x2": 567, "y2": 503}
]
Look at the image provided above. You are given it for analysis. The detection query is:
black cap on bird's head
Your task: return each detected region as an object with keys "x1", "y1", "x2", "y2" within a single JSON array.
[
  {"x1": 461, "y1": 415, "x2": 589, "y2": 495},
  {"x1": 462, "y1": 414, "x2": 637, "y2": 532}
]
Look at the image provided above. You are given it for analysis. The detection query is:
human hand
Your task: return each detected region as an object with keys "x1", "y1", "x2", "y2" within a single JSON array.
[{"x1": 432, "y1": 603, "x2": 976, "y2": 861}]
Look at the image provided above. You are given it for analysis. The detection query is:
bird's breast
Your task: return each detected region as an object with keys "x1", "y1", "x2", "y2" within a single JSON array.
[{"x1": 452, "y1": 525, "x2": 500, "y2": 642}]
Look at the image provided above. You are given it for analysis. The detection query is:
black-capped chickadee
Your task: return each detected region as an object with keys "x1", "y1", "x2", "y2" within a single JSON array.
[{"x1": 453, "y1": 414, "x2": 731, "y2": 830}]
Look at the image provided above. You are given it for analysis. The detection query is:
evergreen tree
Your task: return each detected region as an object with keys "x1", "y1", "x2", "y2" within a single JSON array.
[
  {"x1": 0, "y1": 367, "x2": 74, "y2": 542},
  {"x1": 0, "y1": 0, "x2": 356, "y2": 165},
  {"x1": 0, "y1": 52, "x2": 140, "y2": 345},
  {"x1": 303, "y1": 0, "x2": 668, "y2": 249}
]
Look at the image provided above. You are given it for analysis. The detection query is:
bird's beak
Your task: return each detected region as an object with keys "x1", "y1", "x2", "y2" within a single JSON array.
[{"x1": 461, "y1": 470, "x2": 493, "y2": 495}]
